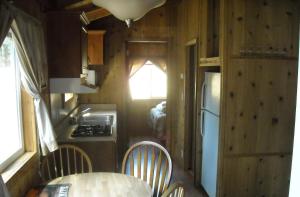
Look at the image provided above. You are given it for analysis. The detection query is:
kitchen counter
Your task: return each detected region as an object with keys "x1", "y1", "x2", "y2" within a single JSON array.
[
  {"x1": 55, "y1": 104, "x2": 117, "y2": 143},
  {"x1": 54, "y1": 104, "x2": 118, "y2": 172}
]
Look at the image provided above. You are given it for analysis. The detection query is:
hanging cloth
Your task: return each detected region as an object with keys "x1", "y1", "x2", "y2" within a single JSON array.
[{"x1": 10, "y1": 11, "x2": 58, "y2": 155}]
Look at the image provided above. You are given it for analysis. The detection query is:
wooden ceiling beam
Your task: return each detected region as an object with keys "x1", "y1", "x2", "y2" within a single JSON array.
[
  {"x1": 85, "y1": 8, "x2": 111, "y2": 22},
  {"x1": 65, "y1": 0, "x2": 93, "y2": 10}
]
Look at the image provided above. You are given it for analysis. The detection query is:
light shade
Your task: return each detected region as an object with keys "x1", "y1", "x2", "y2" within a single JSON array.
[{"x1": 92, "y1": 0, "x2": 167, "y2": 27}]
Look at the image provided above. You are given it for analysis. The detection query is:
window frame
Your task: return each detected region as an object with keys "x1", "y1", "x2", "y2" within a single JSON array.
[{"x1": 0, "y1": 33, "x2": 25, "y2": 173}]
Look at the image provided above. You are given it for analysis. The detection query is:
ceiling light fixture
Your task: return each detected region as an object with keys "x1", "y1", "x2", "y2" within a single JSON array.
[{"x1": 92, "y1": 0, "x2": 167, "y2": 27}]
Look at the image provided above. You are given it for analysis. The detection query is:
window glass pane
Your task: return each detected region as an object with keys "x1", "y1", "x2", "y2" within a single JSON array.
[
  {"x1": 129, "y1": 61, "x2": 167, "y2": 99},
  {"x1": 65, "y1": 93, "x2": 74, "y2": 102},
  {"x1": 150, "y1": 65, "x2": 167, "y2": 98},
  {"x1": 0, "y1": 32, "x2": 23, "y2": 169}
]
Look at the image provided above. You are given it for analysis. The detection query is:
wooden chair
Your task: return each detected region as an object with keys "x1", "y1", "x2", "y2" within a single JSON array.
[
  {"x1": 161, "y1": 183, "x2": 184, "y2": 197},
  {"x1": 41, "y1": 144, "x2": 92, "y2": 182},
  {"x1": 122, "y1": 141, "x2": 172, "y2": 197}
]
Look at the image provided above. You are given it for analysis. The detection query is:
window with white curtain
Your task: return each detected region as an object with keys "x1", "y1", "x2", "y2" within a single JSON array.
[
  {"x1": 129, "y1": 60, "x2": 167, "y2": 100},
  {"x1": 0, "y1": 31, "x2": 24, "y2": 172}
]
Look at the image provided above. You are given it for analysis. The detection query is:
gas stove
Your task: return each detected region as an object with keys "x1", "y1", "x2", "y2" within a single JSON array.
[{"x1": 71, "y1": 125, "x2": 112, "y2": 137}]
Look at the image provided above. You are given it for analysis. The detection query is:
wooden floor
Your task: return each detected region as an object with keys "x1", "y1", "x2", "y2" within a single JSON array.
[{"x1": 171, "y1": 163, "x2": 206, "y2": 197}]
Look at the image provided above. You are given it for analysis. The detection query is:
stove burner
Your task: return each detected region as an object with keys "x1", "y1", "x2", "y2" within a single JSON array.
[{"x1": 71, "y1": 125, "x2": 112, "y2": 137}]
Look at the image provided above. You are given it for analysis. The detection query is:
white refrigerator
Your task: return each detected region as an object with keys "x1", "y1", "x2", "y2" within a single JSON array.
[{"x1": 200, "y1": 72, "x2": 221, "y2": 197}]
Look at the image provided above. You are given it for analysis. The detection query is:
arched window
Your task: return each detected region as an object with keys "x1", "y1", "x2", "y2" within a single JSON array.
[{"x1": 129, "y1": 60, "x2": 167, "y2": 100}]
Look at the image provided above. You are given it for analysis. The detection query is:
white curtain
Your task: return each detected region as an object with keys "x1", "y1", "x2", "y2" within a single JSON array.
[
  {"x1": 0, "y1": 176, "x2": 10, "y2": 197},
  {"x1": 10, "y1": 10, "x2": 58, "y2": 155}
]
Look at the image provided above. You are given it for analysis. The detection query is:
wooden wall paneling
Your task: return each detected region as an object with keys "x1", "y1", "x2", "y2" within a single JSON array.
[
  {"x1": 206, "y1": 0, "x2": 219, "y2": 57},
  {"x1": 224, "y1": 59, "x2": 297, "y2": 155},
  {"x1": 165, "y1": 2, "x2": 178, "y2": 152},
  {"x1": 80, "y1": 4, "x2": 174, "y2": 157},
  {"x1": 222, "y1": 155, "x2": 292, "y2": 197},
  {"x1": 199, "y1": 0, "x2": 220, "y2": 58},
  {"x1": 199, "y1": 0, "x2": 209, "y2": 58},
  {"x1": 126, "y1": 5, "x2": 170, "y2": 40},
  {"x1": 170, "y1": 0, "x2": 299, "y2": 195},
  {"x1": 228, "y1": 0, "x2": 299, "y2": 58},
  {"x1": 212, "y1": 0, "x2": 220, "y2": 58},
  {"x1": 6, "y1": 156, "x2": 40, "y2": 197},
  {"x1": 127, "y1": 42, "x2": 168, "y2": 57},
  {"x1": 171, "y1": 0, "x2": 187, "y2": 168},
  {"x1": 185, "y1": 0, "x2": 200, "y2": 41}
]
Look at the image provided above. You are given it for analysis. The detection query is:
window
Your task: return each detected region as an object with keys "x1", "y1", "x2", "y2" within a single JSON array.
[
  {"x1": 64, "y1": 93, "x2": 74, "y2": 102},
  {"x1": 0, "y1": 31, "x2": 24, "y2": 172},
  {"x1": 129, "y1": 61, "x2": 167, "y2": 100}
]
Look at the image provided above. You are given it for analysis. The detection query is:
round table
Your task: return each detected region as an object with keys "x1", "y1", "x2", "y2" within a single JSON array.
[{"x1": 48, "y1": 172, "x2": 152, "y2": 197}]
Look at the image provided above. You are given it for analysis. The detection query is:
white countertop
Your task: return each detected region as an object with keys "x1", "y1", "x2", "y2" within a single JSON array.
[{"x1": 55, "y1": 104, "x2": 117, "y2": 143}]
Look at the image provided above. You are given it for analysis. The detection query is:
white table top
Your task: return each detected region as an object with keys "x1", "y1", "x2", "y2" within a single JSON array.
[{"x1": 48, "y1": 172, "x2": 152, "y2": 197}]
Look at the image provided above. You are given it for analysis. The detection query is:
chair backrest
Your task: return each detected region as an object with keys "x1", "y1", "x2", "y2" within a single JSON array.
[
  {"x1": 161, "y1": 183, "x2": 184, "y2": 197},
  {"x1": 41, "y1": 144, "x2": 92, "y2": 182},
  {"x1": 122, "y1": 141, "x2": 172, "y2": 197}
]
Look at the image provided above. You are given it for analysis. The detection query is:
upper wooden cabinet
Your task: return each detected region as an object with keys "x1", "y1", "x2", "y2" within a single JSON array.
[
  {"x1": 47, "y1": 11, "x2": 88, "y2": 78},
  {"x1": 87, "y1": 30, "x2": 106, "y2": 65}
]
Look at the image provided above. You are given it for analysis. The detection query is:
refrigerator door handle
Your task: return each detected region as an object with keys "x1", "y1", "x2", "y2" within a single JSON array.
[
  {"x1": 201, "y1": 82, "x2": 206, "y2": 109},
  {"x1": 200, "y1": 110, "x2": 205, "y2": 136}
]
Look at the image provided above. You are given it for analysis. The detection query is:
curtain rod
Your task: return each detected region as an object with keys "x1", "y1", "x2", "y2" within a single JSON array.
[{"x1": 2, "y1": 0, "x2": 42, "y2": 25}]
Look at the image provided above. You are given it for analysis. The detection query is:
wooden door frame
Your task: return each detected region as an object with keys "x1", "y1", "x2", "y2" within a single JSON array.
[{"x1": 183, "y1": 38, "x2": 198, "y2": 175}]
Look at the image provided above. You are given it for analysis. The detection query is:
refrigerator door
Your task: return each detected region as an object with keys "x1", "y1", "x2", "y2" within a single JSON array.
[
  {"x1": 202, "y1": 72, "x2": 221, "y2": 115},
  {"x1": 201, "y1": 110, "x2": 219, "y2": 197}
]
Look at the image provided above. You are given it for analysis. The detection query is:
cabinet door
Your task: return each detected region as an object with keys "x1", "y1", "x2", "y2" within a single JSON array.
[
  {"x1": 47, "y1": 11, "x2": 83, "y2": 78},
  {"x1": 87, "y1": 31, "x2": 105, "y2": 65}
]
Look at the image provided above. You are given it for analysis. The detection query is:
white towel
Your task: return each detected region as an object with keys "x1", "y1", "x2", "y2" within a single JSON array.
[{"x1": 0, "y1": 175, "x2": 10, "y2": 197}]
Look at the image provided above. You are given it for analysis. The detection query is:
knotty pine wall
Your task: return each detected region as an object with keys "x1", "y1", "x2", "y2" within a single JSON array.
[
  {"x1": 219, "y1": 0, "x2": 299, "y2": 196},
  {"x1": 172, "y1": 0, "x2": 201, "y2": 168},
  {"x1": 173, "y1": 0, "x2": 299, "y2": 196},
  {"x1": 78, "y1": 1, "x2": 177, "y2": 157}
]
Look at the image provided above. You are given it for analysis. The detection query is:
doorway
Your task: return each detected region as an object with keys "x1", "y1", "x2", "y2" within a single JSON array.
[
  {"x1": 184, "y1": 40, "x2": 198, "y2": 177},
  {"x1": 125, "y1": 41, "x2": 169, "y2": 148}
]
